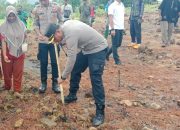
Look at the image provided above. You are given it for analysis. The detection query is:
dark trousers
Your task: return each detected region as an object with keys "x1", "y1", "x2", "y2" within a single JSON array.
[
  {"x1": 107, "y1": 30, "x2": 123, "y2": 64},
  {"x1": 38, "y1": 43, "x2": 60, "y2": 82},
  {"x1": 175, "y1": 16, "x2": 179, "y2": 26},
  {"x1": 69, "y1": 49, "x2": 107, "y2": 105},
  {"x1": 130, "y1": 19, "x2": 142, "y2": 44}
]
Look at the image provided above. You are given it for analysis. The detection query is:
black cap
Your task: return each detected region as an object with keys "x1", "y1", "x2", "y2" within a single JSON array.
[{"x1": 45, "y1": 24, "x2": 60, "y2": 38}]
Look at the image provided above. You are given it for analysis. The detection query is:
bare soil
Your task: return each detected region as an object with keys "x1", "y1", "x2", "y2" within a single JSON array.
[{"x1": 0, "y1": 11, "x2": 180, "y2": 130}]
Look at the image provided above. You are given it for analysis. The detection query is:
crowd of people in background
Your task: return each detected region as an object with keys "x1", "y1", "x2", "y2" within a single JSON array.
[{"x1": 0, "y1": 0, "x2": 179, "y2": 127}]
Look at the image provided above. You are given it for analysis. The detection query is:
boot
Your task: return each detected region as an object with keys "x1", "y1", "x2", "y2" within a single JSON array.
[
  {"x1": 52, "y1": 78, "x2": 61, "y2": 94},
  {"x1": 92, "y1": 104, "x2": 105, "y2": 126},
  {"x1": 64, "y1": 93, "x2": 77, "y2": 104},
  {"x1": 39, "y1": 79, "x2": 47, "y2": 93}
]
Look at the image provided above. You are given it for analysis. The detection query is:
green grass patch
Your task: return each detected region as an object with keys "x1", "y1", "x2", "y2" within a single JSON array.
[
  {"x1": 72, "y1": 12, "x2": 80, "y2": 20},
  {"x1": 144, "y1": 4, "x2": 160, "y2": 13}
]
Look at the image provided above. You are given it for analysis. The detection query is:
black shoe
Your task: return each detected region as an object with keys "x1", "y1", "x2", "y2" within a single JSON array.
[
  {"x1": 106, "y1": 55, "x2": 109, "y2": 61},
  {"x1": 39, "y1": 82, "x2": 47, "y2": 93},
  {"x1": 92, "y1": 114, "x2": 105, "y2": 126},
  {"x1": 115, "y1": 61, "x2": 121, "y2": 65},
  {"x1": 52, "y1": 78, "x2": 61, "y2": 94},
  {"x1": 64, "y1": 93, "x2": 77, "y2": 104},
  {"x1": 92, "y1": 104, "x2": 105, "y2": 126}
]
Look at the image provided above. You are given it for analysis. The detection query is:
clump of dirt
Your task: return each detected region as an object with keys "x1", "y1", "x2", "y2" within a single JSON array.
[
  {"x1": 175, "y1": 59, "x2": 180, "y2": 68},
  {"x1": 138, "y1": 46, "x2": 153, "y2": 56},
  {"x1": 137, "y1": 46, "x2": 155, "y2": 63}
]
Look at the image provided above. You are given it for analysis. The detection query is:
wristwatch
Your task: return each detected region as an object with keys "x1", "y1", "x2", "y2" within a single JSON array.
[{"x1": 111, "y1": 28, "x2": 115, "y2": 31}]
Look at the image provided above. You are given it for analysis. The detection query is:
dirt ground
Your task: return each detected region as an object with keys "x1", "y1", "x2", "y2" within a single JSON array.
[{"x1": 0, "y1": 11, "x2": 180, "y2": 130}]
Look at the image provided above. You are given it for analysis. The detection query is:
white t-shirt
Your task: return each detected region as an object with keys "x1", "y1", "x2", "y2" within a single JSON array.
[{"x1": 108, "y1": 1, "x2": 125, "y2": 30}]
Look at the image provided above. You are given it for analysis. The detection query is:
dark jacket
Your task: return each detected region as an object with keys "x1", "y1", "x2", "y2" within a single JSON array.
[{"x1": 159, "y1": 0, "x2": 180, "y2": 23}]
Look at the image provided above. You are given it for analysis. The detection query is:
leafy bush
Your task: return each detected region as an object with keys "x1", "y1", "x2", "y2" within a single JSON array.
[
  {"x1": 96, "y1": 7, "x2": 105, "y2": 17},
  {"x1": 72, "y1": 7, "x2": 80, "y2": 20}
]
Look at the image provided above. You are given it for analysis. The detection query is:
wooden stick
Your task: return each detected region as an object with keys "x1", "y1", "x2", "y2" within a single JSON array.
[
  {"x1": 53, "y1": 42, "x2": 67, "y2": 119},
  {"x1": 54, "y1": 44, "x2": 65, "y2": 104},
  {"x1": 118, "y1": 69, "x2": 120, "y2": 87}
]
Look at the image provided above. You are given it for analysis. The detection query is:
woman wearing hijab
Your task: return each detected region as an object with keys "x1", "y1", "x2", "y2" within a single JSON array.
[{"x1": 0, "y1": 6, "x2": 26, "y2": 94}]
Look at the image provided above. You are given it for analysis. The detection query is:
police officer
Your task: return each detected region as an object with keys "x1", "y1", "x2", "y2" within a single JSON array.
[
  {"x1": 53, "y1": 20, "x2": 108, "y2": 126},
  {"x1": 33, "y1": 0, "x2": 62, "y2": 93}
]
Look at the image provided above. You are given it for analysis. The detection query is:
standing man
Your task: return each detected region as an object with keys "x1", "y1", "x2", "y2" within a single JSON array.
[
  {"x1": 79, "y1": 0, "x2": 91, "y2": 25},
  {"x1": 33, "y1": 0, "x2": 62, "y2": 93},
  {"x1": 104, "y1": 0, "x2": 114, "y2": 39},
  {"x1": 159, "y1": 0, "x2": 180, "y2": 47},
  {"x1": 61, "y1": 0, "x2": 73, "y2": 22},
  {"x1": 128, "y1": 0, "x2": 144, "y2": 49},
  {"x1": 106, "y1": 0, "x2": 125, "y2": 65},
  {"x1": 53, "y1": 20, "x2": 108, "y2": 126}
]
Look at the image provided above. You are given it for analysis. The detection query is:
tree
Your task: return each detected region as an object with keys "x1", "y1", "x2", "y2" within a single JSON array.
[
  {"x1": 0, "y1": 0, "x2": 8, "y2": 19},
  {"x1": 16, "y1": 0, "x2": 34, "y2": 12}
]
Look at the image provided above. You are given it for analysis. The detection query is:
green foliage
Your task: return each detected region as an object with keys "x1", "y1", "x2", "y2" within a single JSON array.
[
  {"x1": 0, "y1": 0, "x2": 8, "y2": 19},
  {"x1": 70, "y1": 0, "x2": 80, "y2": 11},
  {"x1": 126, "y1": 2, "x2": 159, "y2": 15},
  {"x1": 16, "y1": 0, "x2": 34, "y2": 12},
  {"x1": 144, "y1": 3, "x2": 159, "y2": 13},
  {"x1": 0, "y1": 0, "x2": 159, "y2": 20},
  {"x1": 122, "y1": 0, "x2": 131, "y2": 6},
  {"x1": 72, "y1": 8, "x2": 80, "y2": 20},
  {"x1": 96, "y1": 7, "x2": 105, "y2": 17},
  {"x1": 0, "y1": 0, "x2": 35, "y2": 19},
  {"x1": 56, "y1": 0, "x2": 80, "y2": 11},
  {"x1": 0, "y1": 19, "x2": 4, "y2": 24},
  {"x1": 122, "y1": 0, "x2": 158, "y2": 7}
]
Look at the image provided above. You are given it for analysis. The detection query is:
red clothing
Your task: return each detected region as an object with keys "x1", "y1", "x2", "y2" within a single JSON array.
[
  {"x1": 0, "y1": 34, "x2": 4, "y2": 49},
  {"x1": 90, "y1": 6, "x2": 95, "y2": 17},
  {"x1": 0, "y1": 34, "x2": 4, "y2": 41},
  {"x1": 0, "y1": 50, "x2": 2, "y2": 79},
  {"x1": 0, "y1": 34, "x2": 3, "y2": 79},
  {"x1": 1, "y1": 49, "x2": 25, "y2": 92}
]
